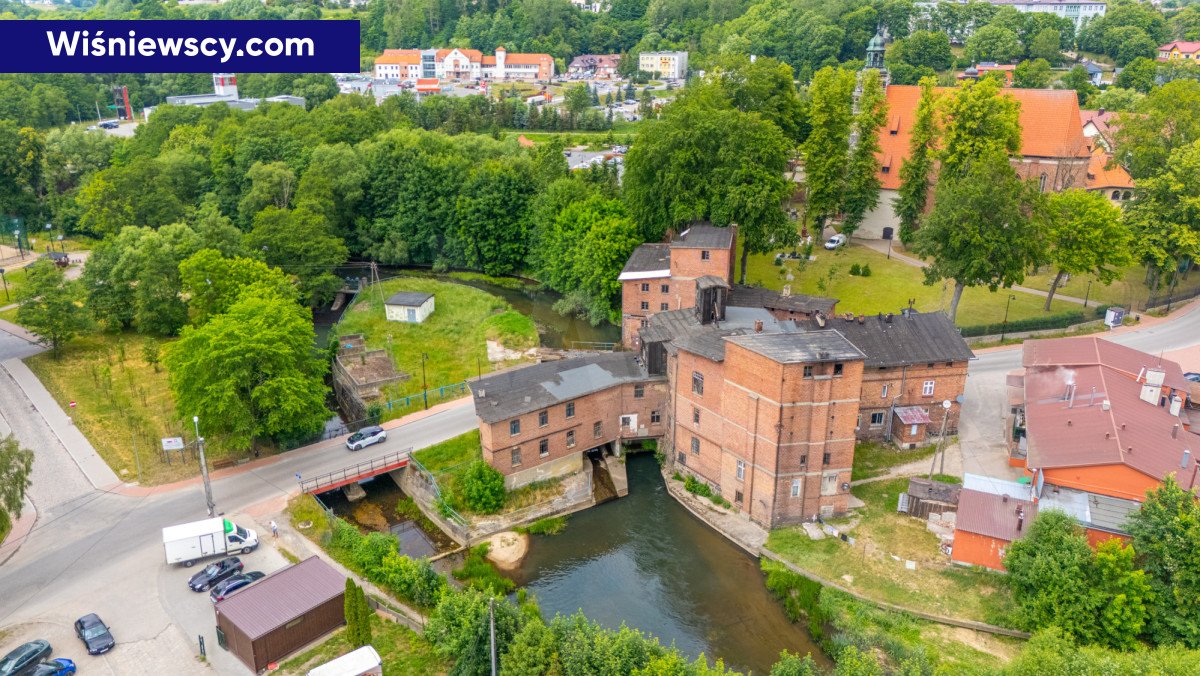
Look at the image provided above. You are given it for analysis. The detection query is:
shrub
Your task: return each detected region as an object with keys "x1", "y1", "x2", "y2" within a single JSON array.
[
  {"x1": 453, "y1": 543, "x2": 516, "y2": 594},
  {"x1": 849, "y1": 263, "x2": 862, "y2": 276},
  {"x1": 518, "y1": 516, "x2": 568, "y2": 535},
  {"x1": 860, "y1": 264, "x2": 871, "y2": 277},
  {"x1": 958, "y1": 310, "x2": 1086, "y2": 337},
  {"x1": 684, "y1": 474, "x2": 714, "y2": 498},
  {"x1": 460, "y1": 460, "x2": 506, "y2": 513},
  {"x1": 672, "y1": 471, "x2": 683, "y2": 482}
]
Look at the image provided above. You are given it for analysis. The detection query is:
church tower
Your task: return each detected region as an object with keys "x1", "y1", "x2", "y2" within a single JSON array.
[{"x1": 864, "y1": 27, "x2": 888, "y2": 88}]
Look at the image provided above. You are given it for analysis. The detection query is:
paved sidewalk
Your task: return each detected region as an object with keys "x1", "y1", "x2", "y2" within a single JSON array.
[
  {"x1": 2, "y1": 358, "x2": 120, "y2": 490},
  {"x1": 855, "y1": 239, "x2": 1089, "y2": 305},
  {"x1": 0, "y1": 497, "x2": 36, "y2": 564},
  {"x1": 0, "y1": 317, "x2": 38, "y2": 344}
]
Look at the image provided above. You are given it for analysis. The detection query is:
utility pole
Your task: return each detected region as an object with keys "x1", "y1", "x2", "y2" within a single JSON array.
[
  {"x1": 929, "y1": 400, "x2": 952, "y2": 480},
  {"x1": 488, "y1": 597, "x2": 497, "y2": 676},
  {"x1": 194, "y1": 416, "x2": 216, "y2": 517}
]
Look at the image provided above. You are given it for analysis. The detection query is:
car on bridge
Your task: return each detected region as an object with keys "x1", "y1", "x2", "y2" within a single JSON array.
[{"x1": 346, "y1": 426, "x2": 387, "y2": 451}]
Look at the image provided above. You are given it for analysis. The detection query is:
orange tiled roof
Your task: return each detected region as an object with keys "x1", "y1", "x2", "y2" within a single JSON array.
[
  {"x1": 375, "y1": 49, "x2": 421, "y2": 65},
  {"x1": 503, "y1": 53, "x2": 554, "y2": 65},
  {"x1": 876, "y1": 85, "x2": 1090, "y2": 190},
  {"x1": 1086, "y1": 147, "x2": 1134, "y2": 190}
]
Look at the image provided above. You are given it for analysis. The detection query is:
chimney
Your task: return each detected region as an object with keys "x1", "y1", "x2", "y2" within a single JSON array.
[
  {"x1": 1068, "y1": 383, "x2": 1076, "y2": 408},
  {"x1": 1102, "y1": 399, "x2": 1111, "y2": 411},
  {"x1": 1097, "y1": 107, "x2": 1105, "y2": 116},
  {"x1": 1170, "y1": 396, "x2": 1183, "y2": 416},
  {"x1": 1067, "y1": 419, "x2": 1072, "y2": 426},
  {"x1": 1182, "y1": 450, "x2": 1192, "y2": 470},
  {"x1": 1105, "y1": 432, "x2": 1110, "y2": 439},
  {"x1": 1090, "y1": 386, "x2": 1096, "y2": 406},
  {"x1": 1016, "y1": 506, "x2": 1025, "y2": 533},
  {"x1": 754, "y1": 320, "x2": 763, "y2": 334},
  {"x1": 815, "y1": 313, "x2": 826, "y2": 328},
  {"x1": 1002, "y1": 494, "x2": 1009, "y2": 503},
  {"x1": 1173, "y1": 424, "x2": 1180, "y2": 439},
  {"x1": 844, "y1": 312, "x2": 854, "y2": 322}
]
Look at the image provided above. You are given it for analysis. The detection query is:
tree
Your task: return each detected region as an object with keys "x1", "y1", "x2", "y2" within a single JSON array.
[
  {"x1": 179, "y1": 249, "x2": 298, "y2": 325},
  {"x1": 164, "y1": 289, "x2": 330, "y2": 449},
  {"x1": 801, "y1": 67, "x2": 856, "y2": 226},
  {"x1": 501, "y1": 617, "x2": 559, "y2": 675},
  {"x1": 460, "y1": 460, "x2": 506, "y2": 514},
  {"x1": 1041, "y1": 189, "x2": 1131, "y2": 309},
  {"x1": 142, "y1": 339, "x2": 160, "y2": 372},
  {"x1": 709, "y1": 54, "x2": 808, "y2": 143},
  {"x1": 841, "y1": 70, "x2": 888, "y2": 238},
  {"x1": 894, "y1": 77, "x2": 939, "y2": 244},
  {"x1": 1003, "y1": 510, "x2": 1098, "y2": 639},
  {"x1": 1089, "y1": 538, "x2": 1152, "y2": 650},
  {"x1": 1115, "y1": 57, "x2": 1157, "y2": 93},
  {"x1": 1013, "y1": 59, "x2": 1053, "y2": 89},
  {"x1": 246, "y1": 206, "x2": 349, "y2": 307},
  {"x1": 1126, "y1": 475, "x2": 1200, "y2": 647},
  {"x1": 770, "y1": 651, "x2": 819, "y2": 676},
  {"x1": 237, "y1": 161, "x2": 297, "y2": 226},
  {"x1": 1114, "y1": 80, "x2": 1200, "y2": 179},
  {"x1": 938, "y1": 78, "x2": 1021, "y2": 181},
  {"x1": 912, "y1": 148, "x2": 1045, "y2": 322},
  {"x1": 345, "y1": 578, "x2": 367, "y2": 648},
  {"x1": 1028, "y1": 28, "x2": 1062, "y2": 64},
  {"x1": 16, "y1": 260, "x2": 88, "y2": 358},
  {"x1": 427, "y1": 587, "x2": 522, "y2": 676},
  {"x1": 889, "y1": 30, "x2": 953, "y2": 71},
  {"x1": 966, "y1": 25, "x2": 1022, "y2": 64},
  {"x1": 564, "y1": 83, "x2": 593, "y2": 117},
  {"x1": 1122, "y1": 140, "x2": 1200, "y2": 290},
  {"x1": 0, "y1": 435, "x2": 34, "y2": 529},
  {"x1": 1084, "y1": 87, "x2": 1144, "y2": 113},
  {"x1": 1056, "y1": 66, "x2": 1098, "y2": 106}
]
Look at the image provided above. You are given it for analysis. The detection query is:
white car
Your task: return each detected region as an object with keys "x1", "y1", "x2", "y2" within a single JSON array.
[
  {"x1": 345, "y1": 425, "x2": 386, "y2": 451},
  {"x1": 824, "y1": 234, "x2": 848, "y2": 250}
]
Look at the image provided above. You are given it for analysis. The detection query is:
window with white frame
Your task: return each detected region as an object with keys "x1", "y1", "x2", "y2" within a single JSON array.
[
  {"x1": 881, "y1": 384, "x2": 889, "y2": 399},
  {"x1": 870, "y1": 412, "x2": 885, "y2": 426},
  {"x1": 736, "y1": 460, "x2": 745, "y2": 481},
  {"x1": 791, "y1": 479, "x2": 801, "y2": 498},
  {"x1": 922, "y1": 380, "x2": 935, "y2": 396}
]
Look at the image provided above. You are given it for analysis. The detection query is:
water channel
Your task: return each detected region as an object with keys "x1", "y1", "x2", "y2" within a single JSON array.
[{"x1": 507, "y1": 455, "x2": 827, "y2": 675}]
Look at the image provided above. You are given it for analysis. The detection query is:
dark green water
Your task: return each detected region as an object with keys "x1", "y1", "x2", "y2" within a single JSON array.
[{"x1": 507, "y1": 455, "x2": 828, "y2": 675}]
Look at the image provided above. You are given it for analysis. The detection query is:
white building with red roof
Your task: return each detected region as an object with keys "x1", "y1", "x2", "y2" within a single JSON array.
[{"x1": 374, "y1": 47, "x2": 554, "y2": 82}]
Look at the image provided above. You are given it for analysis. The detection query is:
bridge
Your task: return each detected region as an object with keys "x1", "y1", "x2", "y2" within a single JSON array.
[{"x1": 297, "y1": 448, "x2": 412, "y2": 494}]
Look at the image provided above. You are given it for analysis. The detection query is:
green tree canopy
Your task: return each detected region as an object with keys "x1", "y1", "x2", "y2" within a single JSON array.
[
  {"x1": 17, "y1": 259, "x2": 89, "y2": 357},
  {"x1": 0, "y1": 435, "x2": 34, "y2": 527},
  {"x1": 246, "y1": 206, "x2": 349, "y2": 307},
  {"x1": 1041, "y1": 189, "x2": 1131, "y2": 309},
  {"x1": 894, "y1": 77, "x2": 939, "y2": 244},
  {"x1": 801, "y1": 66, "x2": 856, "y2": 226},
  {"x1": 965, "y1": 25, "x2": 1022, "y2": 64},
  {"x1": 1013, "y1": 59, "x2": 1052, "y2": 89},
  {"x1": 1126, "y1": 475, "x2": 1200, "y2": 647}
]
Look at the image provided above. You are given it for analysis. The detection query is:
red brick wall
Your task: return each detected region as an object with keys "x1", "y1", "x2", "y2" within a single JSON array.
[
  {"x1": 856, "y1": 362, "x2": 968, "y2": 442},
  {"x1": 669, "y1": 247, "x2": 733, "y2": 284},
  {"x1": 1014, "y1": 157, "x2": 1089, "y2": 192}
]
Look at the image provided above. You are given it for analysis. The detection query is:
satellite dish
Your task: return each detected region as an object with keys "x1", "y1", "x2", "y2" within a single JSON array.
[{"x1": 942, "y1": 400, "x2": 952, "y2": 410}]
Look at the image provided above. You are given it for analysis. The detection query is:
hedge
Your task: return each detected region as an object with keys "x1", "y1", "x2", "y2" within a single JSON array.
[{"x1": 958, "y1": 310, "x2": 1090, "y2": 338}]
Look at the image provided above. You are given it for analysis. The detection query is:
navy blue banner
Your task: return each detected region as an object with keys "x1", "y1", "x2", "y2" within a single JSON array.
[{"x1": 1, "y1": 20, "x2": 360, "y2": 73}]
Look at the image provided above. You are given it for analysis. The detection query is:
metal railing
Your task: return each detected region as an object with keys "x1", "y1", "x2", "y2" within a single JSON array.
[
  {"x1": 407, "y1": 454, "x2": 469, "y2": 529},
  {"x1": 298, "y1": 448, "x2": 412, "y2": 494},
  {"x1": 566, "y1": 340, "x2": 619, "y2": 351}
]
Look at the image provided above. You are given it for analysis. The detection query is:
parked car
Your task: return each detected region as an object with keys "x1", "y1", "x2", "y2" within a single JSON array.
[
  {"x1": 824, "y1": 234, "x2": 847, "y2": 250},
  {"x1": 346, "y1": 426, "x2": 386, "y2": 451},
  {"x1": 31, "y1": 659, "x2": 75, "y2": 676},
  {"x1": 74, "y1": 614, "x2": 115, "y2": 655},
  {"x1": 187, "y1": 556, "x2": 243, "y2": 591},
  {"x1": 0, "y1": 640, "x2": 51, "y2": 676},
  {"x1": 99, "y1": 121, "x2": 119, "y2": 129},
  {"x1": 209, "y1": 571, "x2": 266, "y2": 603}
]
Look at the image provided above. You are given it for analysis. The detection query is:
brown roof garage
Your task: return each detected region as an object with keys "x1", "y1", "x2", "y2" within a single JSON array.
[{"x1": 214, "y1": 556, "x2": 346, "y2": 673}]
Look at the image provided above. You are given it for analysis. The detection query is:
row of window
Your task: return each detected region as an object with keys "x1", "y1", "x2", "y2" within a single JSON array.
[
  {"x1": 510, "y1": 401, "x2": 577, "y2": 436},
  {"x1": 639, "y1": 283, "x2": 671, "y2": 293},
  {"x1": 691, "y1": 435, "x2": 832, "y2": 466},
  {"x1": 641, "y1": 301, "x2": 671, "y2": 311},
  {"x1": 878, "y1": 381, "x2": 936, "y2": 399}
]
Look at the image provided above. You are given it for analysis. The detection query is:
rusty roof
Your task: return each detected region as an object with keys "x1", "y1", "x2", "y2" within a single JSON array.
[
  {"x1": 215, "y1": 557, "x2": 345, "y2": 640},
  {"x1": 956, "y1": 488, "x2": 1037, "y2": 543},
  {"x1": 1022, "y1": 337, "x2": 1195, "y2": 483},
  {"x1": 876, "y1": 85, "x2": 1090, "y2": 190},
  {"x1": 894, "y1": 406, "x2": 932, "y2": 425}
]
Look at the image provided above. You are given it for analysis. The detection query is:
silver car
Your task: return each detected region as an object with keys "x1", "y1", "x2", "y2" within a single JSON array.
[{"x1": 346, "y1": 425, "x2": 386, "y2": 451}]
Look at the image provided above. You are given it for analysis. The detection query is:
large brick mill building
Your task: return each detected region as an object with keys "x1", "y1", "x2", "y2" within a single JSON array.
[{"x1": 471, "y1": 225, "x2": 974, "y2": 527}]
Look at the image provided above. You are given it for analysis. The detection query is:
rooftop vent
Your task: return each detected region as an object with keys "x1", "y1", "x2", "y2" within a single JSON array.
[{"x1": 1102, "y1": 400, "x2": 1111, "y2": 411}]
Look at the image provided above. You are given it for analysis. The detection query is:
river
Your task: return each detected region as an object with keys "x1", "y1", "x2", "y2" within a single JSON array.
[{"x1": 506, "y1": 455, "x2": 827, "y2": 675}]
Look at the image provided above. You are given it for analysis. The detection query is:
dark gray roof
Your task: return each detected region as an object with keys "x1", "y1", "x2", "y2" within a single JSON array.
[
  {"x1": 726, "y1": 331, "x2": 864, "y2": 364},
  {"x1": 619, "y1": 244, "x2": 671, "y2": 277},
  {"x1": 641, "y1": 306, "x2": 801, "y2": 361},
  {"x1": 696, "y1": 275, "x2": 729, "y2": 290},
  {"x1": 671, "y1": 224, "x2": 733, "y2": 249},
  {"x1": 215, "y1": 556, "x2": 345, "y2": 640},
  {"x1": 385, "y1": 291, "x2": 433, "y2": 307},
  {"x1": 907, "y1": 477, "x2": 961, "y2": 505},
  {"x1": 729, "y1": 285, "x2": 837, "y2": 315},
  {"x1": 799, "y1": 311, "x2": 974, "y2": 368},
  {"x1": 470, "y1": 352, "x2": 654, "y2": 423}
]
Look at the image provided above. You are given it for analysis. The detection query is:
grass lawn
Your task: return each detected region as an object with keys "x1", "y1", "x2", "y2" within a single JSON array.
[
  {"x1": 335, "y1": 278, "x2": 537, "y2": 421},
  {"x1": 22, "y1": 332, "x2": 228, "y2": 485},
  {"x1": 851, "y1": 441, "x2": 940, "y2": 482},
  {"x1": 411, "y1": 431, "x2": 565, "y2": 514},
  {"x1": 0, "y1": 510, "x2": 10, "y2": 545},
  {"x1": 1022, "y1": 263, "x2": 1200, "y2": 311},
  {"x1": 276, "y1": 617, "x2": 448, "y2": 675},
  {"x1": 766, "y1": 478, "x2": 1015, "y2": 626},
  {"x1": 743, "y1": 243, "x2": 1084, "y2": 329}
]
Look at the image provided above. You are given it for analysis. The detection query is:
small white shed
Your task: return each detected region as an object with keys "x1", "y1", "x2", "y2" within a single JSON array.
[
  {"x1": 384, "y1": 291, "x2": 435, "y2": 323},
  {"x1": 307, "y1": 646, "x2": 383, "y2": 676}
]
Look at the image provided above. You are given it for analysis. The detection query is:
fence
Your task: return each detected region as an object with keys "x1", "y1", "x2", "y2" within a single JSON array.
[
  {"x1": 297, "y1": 449, "x2": 411, "y2": 494},
  {"x1": 401, "y1": 454, "x2": 471, "y2": 543},
  {"x1": 1140, "y1": 285, "x2": 1200, "y2": 313},
  {"x1": 566, "y1": 340, "x2": 619, "y2": 351}
]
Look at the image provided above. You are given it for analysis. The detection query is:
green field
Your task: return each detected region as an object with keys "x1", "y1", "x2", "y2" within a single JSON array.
[
  {"x1": 743, "y1": 243, "x2": 1083, "y2": 329},
  {"x1": 1022, "y1": 263, "x2": 1200, "y2": 311},
  {"x1": 334, "y1": 277, "x2": 537, "y2": 418}
]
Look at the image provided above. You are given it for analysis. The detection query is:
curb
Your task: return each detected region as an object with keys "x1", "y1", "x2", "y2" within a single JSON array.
[{"x1": 0, "y1": 496, "x2": 37, "y2": 565}]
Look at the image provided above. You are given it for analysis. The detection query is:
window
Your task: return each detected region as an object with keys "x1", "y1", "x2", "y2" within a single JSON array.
[
  {"x1": 1122, "y1": 190, "x2": 1131, "y2": 200},
  {"x1": 620, "y1": 415, "x2": 632, "y2": 428},
  {"x1": 640, "y1": 301, "x2": 649, "y2": 311},
  {"x1": 641, "y1": 283, "x2": 650, "y2": 292},
  {"x1": 693, "y1": 407, "x2": 701, "y2": 424},
  {"x1": 539, "y1": 439, "x2": 549, "y2": 457},
  {"x1": 821, "y1": 473, "x2": 839, "y2": 496},
  {"x1": 736, "y1": 459, "x2": 745, "y2": 481},
  {"x1": 833, "y1": 363, "x2": 844, "y2": 376},
  {"x1": 661, "y1": 284, "x2": 670, "y2": 293},
  {"x1": 799, "y1": 454, "x2": 807, "y2": 465},
  {"x1": 512, "y1": 447, "x2": 522, "y2": 466},
  {"x1": 510, "y1": 419, "x2": 521, "y2": 436},
  {"x1": 922, "y1": 380, "x2": 935, "y2": 396},
  {"x1": 856, "y1": 414, "x2": 862, "y2": 430},
  {"x1": 660, "y1": 302, "x2": 669, "y2": 311},
  {"x1": 538, "y1": 410, "x2": 548, "y2": 427},
  {"x1": 691, "y1": 437, "x2": 700, "y2": 454},
  {"x1": 692, "y1": 372, "x2": 704, "y2": 395},
  {"x1": 870, "y1": 412, "x2": 885, "y2": 427},
  {"x1": 701, "y1": 250, "x2": 710, "y2": 260},
  {"x1": 791, "y1": 479, "x2": 801, "y2": 498},
  {"x1": 593, "y1": 421, "x2": 603, "y2": 438},
  {"x1": 565, "y1": 402, "x2": 575, "y2": 418},
  {"x1": 651, "y1": 410, "x2": 661, "y2": 424},
  {"x1": 1039, "y1": 173, "x2": 1048, "y2": 192},
  {"x1": 881, "y1": 384, "x2": 889, "y2": 399},
  {"x1": 735, "y1": 490, "x2": 744, "y2": 504},
  {"x1": 822, "y1": 452, "x2": 831, "y2": 465},
  {"x1": 803, "y1": 365, "x2": 813, "y2": 378},
  {"x1": 566, "y1": 430, "x2": 575, "y2": 447},
  {"x1": 634, "y1": 384, "x2": 644, "y2": 399}
]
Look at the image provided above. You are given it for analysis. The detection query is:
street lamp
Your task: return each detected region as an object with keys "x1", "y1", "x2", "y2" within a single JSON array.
[
  {"x1": 999, "y1": 294, "x2": 1017, "y2": 342},
  {"x1": 421, "y1": 352, "x2": 429, "y2": 410},
  {"x1": 1083, "y1": 280, "x2": 1092, "y2": 308},
  {"x1": 12, "y1": 227, "x2": 23, "y2": 260},
  {"x1": 193, "y1": 415, "x2": 216, "y2": 517},
  {"x1": 0, "y1": 268, "x2": 8, "y2": 302},
  {"x1": 929, "y1": 399, "x2": 953, "y2": 479}
]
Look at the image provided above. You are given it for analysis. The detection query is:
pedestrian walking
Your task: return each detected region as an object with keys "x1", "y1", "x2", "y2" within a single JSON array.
[{"x1": 270, "y1": 520, "x2": 278, "y2": 538}]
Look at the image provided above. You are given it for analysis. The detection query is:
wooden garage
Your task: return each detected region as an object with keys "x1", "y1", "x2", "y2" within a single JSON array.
[{"x1": 214, "y1": 556, "x2": 346, "y2": 673}]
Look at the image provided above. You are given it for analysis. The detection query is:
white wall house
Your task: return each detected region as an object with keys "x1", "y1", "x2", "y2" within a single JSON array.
[
  {"x1": 984, "y1": 0, "x2": 1105, "y2": 30},
  {"x1": 384, "y1": 292, "x2": 435, "y2": 323},
  {"x1": 638, "y1": 51, "x2": 688, "y2": 79}
]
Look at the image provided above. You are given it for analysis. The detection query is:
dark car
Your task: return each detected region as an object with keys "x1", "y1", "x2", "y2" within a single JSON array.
[
  {"x1": 98, "y1": 121, "x2": 118, "y2": 129},
  {"x1": 188, "y1": 556, "x2": 243, "y2": 591},
  {"x1": 31, "y1": 659, "x2": 75, "y2": 676},
  {"x1": 0, "y1": 640, "x2": 51, "y2": 676},
  {"x1": 74, "y1": 614, "x2": 115, "y2": 655},
  {"x1": 210, "y1": 571, "x2": 266, "y2": 603}
]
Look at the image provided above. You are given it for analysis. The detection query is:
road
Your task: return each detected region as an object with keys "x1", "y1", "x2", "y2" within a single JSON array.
[{"x1": 1, "y1": 298, "x2": 1198, "y2": 673}]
